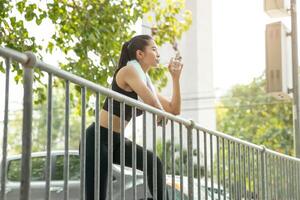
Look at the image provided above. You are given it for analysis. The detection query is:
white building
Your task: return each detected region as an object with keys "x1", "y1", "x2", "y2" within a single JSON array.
[
  {"x1": 144, "y1": 0, "x2": 215, "y2": 128},
  {"x1": 126, "y1": 0, "x2": 216, "y2": 165}
]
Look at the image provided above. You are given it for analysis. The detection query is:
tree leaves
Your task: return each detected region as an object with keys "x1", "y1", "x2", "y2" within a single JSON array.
[
  {"x1": 16, "y1": 1, "x2": 26, "y2": 13},
  {"x1": 24, "y1": 4, "x2": 37, "y2": 21},
  {"x1": 216, "y1": 76, "x2": 294, "y2": 155},
  {"x1": 0, "y1": 61, "x2": 4, "y2": 73},
  {"x1": 1, "y1": 0, "x2": 192, "y2": 113}
]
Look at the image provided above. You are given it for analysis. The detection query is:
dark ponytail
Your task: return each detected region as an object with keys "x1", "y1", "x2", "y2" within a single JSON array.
[
  {"x1": 117, "y1": 35, "x2": 153, "y2": 69},
  {"x1": 118, "y1": 41, "x2": 131, "y2": 69}
]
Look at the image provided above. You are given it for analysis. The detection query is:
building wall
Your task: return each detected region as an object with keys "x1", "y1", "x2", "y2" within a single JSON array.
[
  {"x1": 147, "y1": 0, "x2": 216, "y2": 130},
  {"x1": 132, "y1": 0, "x2": 216, "y2": 156}
]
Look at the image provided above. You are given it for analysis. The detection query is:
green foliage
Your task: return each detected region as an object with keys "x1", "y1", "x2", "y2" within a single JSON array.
[
  {"x1": 156, "y1": 139, "x2": 187, "y2": 175},
  {"x1": 156, "y1": 139, "x2": 204, "y2": 178},
  {"x1": 216, "y1": 76, "x2": 293, "y2": 155},
  {"x1": 1, "y1": 0, "x2": 43, "y2": 86},
  {"x1": 0, "y1": 61, "x2": 4, "y2": 73},
  {"x1": 1, "y1": 0, "x2": 192, "y2": 154},
  {"x1": 148, "y1": 65, "x2": 169, "y2": 91},
  {"x1": 143, "y1": 0, "x2": 192, "y2": 46},
  {"x1": 0, "y1": 0, "x2": 192, "y2": 105},
  {"x1": 7, "y1": 85, "x2": 93, "y2": 154}
]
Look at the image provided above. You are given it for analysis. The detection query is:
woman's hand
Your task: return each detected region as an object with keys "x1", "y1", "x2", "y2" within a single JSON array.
[
  {"x1": 157, "y1": 115, "x2": 168, "y2": 127},
  {"x1": 168, "y1": 57, "x2": 183, "y2": 80}
]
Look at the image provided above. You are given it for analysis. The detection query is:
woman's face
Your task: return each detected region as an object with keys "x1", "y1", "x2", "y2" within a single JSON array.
[{"x1": 138, "y1": 40, "x2": 160, "y2": 68}]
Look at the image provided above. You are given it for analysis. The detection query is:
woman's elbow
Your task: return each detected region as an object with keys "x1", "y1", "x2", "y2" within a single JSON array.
[
  {"x1": 169, "y1": 103, "x2": 180, "y2": 115},
  {"x1": 172, "y1": 109, "x2": 181, "y2": 115}
]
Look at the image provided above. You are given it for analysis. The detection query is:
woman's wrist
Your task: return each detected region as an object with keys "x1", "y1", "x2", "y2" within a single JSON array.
[{"x1": 172, "y1": 76, "x2": 180, "y2": 82}]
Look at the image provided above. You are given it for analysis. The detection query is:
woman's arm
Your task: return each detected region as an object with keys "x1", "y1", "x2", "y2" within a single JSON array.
[
  {"x1": 157, "y1": 77, "x2": 181, "y2": 115},
  {"x1": 157, "y1": 58, "x2": 183, "y2": 115},
  {"x1": 118, "y1": 66, "x2": 164, "y2": 110}
]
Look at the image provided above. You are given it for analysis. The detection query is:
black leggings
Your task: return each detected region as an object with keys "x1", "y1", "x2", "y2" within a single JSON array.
[{"x1": 85, "y1": 123, "x2": 165, "y2": 200}]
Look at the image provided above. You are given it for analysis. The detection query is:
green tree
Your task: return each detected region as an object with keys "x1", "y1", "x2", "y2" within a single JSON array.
[
  {"x1": 7, "y1": 85, "x2": 92, "y2": 154},
  {"x1": 216, "y1": 76, "x2": 293, "y2": 155},
  {"x1": 0, "y1": 0, "x2": 192, "y2": 91},
  {"x1": 214, "y1": 76, "x2": 294, "y2": 194},
  {"x1": 156, "y1": 139, "x2": 204, "y2": 178},
  {"x1": 156, "y1": 139, "x2": 187, "y2": 175}
]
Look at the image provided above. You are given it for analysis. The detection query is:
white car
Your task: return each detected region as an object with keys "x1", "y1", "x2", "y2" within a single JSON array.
[
  {"x1": 0, "y1": 151, "x2": 227, "y2": 200},
  {"x1": 0, "y1": 151, "x2": 185, "y2": 200}
]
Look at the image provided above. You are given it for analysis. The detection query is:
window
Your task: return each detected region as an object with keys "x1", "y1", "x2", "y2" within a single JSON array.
[
  {"x1": 7, "y1": 159, "x2": 20, "y2": 181},
  {"x1": 7, "y1": 157, "x2": 46, "y2": 181},
  {"x1": 53, "y1": 155, "x2": 80, "y2": 180}
]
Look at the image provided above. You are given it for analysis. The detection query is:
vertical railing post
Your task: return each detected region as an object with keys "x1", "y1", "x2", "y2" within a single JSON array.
[
  {"x1": 20, "y1": 52, "x2": 36, "y2": 200},
  {"x1": 238, "y1": 144, "x2": 242, "y2": 200},
  {"x1": 243, "y1": 145, "x2": 246, "y2": 199},
  {"x1": 121, "y1": 102, "x2": 126, "y2": 200},
  {"x1": 161, "y1": 117, "x2": 166, "y2": 200},
  {"x1": 108, "y1": 98, "x2": 114, "y2": 200},
  {"x1": 247, "y1": 147, "x2": 251, "y2": 200},
  {"x1": 94, "y1": 93, "x2": 100, "y2": 200},
  {"x1": 227, "y1": 140, "x2": 231, "y2": 200},
  {"x1": 187, "y1": 120, "x2": 195, "y2": 200},
  {"x1": 45, "y1": 73, "x2": 53, "y2": 200},
  {"x1": 132, "y1": 107, "x2": 137, "y2": 200},
  {"x1": 260, "y1": 146, "x2": 267, "y2": 200},
  {"x1": 298, "y1": 162, "x2": 300, "y2": 200},
  {"x1": 204, "y1": 132, "x2": 208, "y2": 200},
  {"x1": 80, "y1": 87, "x2": 86, "y2": 200},
  {"x1": 233, "y1": 142, "x2": 237, "y2": 200},
  {"x1": 297, "y1": 162, "x2": 300, "y2": 200},
  {"x1": 210, "y1": 134, "x2": 214, "y2": 200},
  {"x1": 256, "y1": 149, "x2": 260, "y2": 199},
  {"x1": 152, "y1": 114, "x2": 157, "y2": 200},
  {"x1": 1, "y1": 58, "x2": 11, "y2": 200},
  {"x1": 171, "y1": 120, "x2": 175, "y2": 200},
  {"x1": 197, "y1": 130, "x2": 201, "y2": 200},
  {"x1": 179, "y1": 124, "x2": 184, "y2": 200},
  {"x1": 216, "y1": 136, "x2": 220, "y2": 200},
  {"x1": 252, "y1": 148, "x2": 256, "y2": 200},
  {"x1": 64, "y1": 80, "x2": 70, "y2": 200}
]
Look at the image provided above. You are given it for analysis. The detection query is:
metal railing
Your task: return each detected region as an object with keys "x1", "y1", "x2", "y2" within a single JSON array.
[{"x1": 0, "y1": 47, "x2": 300, "y2": 200}]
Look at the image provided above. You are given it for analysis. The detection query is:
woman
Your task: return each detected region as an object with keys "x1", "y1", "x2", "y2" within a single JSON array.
[{"x1": 85, "y1": 34, "x2": 183, "y2": 200}]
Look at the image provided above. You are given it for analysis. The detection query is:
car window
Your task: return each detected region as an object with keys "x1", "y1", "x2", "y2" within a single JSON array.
[
  {"x1": 7, "y1": 157, "x2": 46, "y2": 181},
  {"x1": 53, "y1": 155, "x2": 80, "y2": 180}
]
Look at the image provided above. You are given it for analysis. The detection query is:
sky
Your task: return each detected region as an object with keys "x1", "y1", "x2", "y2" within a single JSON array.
[
  {"x1": 0, "y1": 0, "x2": 298, "y2": 118},
  {"x1": 213, "y1": 0, "x2": 293, "y2": 95}
]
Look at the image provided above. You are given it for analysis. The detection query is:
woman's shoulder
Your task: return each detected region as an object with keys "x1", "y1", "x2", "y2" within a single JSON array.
[
  {"x1": 116, "y1": 65, "x2": 140, "y2": 79},
  {"x1": 114, "y1": 65, "x2": 138, "y2": 89},
  {"x1": 115, "y1": 64, "x2": 147, "y2": 88}
]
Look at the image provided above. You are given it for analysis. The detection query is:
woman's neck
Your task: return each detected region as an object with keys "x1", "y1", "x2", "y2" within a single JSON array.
[{"x1": 136, "y1": 60, "x2": 150, "y2": 73}]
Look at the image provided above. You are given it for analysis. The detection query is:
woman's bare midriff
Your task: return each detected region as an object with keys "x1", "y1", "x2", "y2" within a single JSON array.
[{"x1": 100, "y1": 110, "x2": 129, "y2": 133}]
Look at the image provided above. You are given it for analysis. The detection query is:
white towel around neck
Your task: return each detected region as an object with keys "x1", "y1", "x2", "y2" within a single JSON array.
[{"x1": 127, "y1": 60, "x2": 158, "y2": 101}]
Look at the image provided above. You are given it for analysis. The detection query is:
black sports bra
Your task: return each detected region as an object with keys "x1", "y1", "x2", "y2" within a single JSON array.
[{"x1": 103, "y1": 70, "x2": 143, "y2": 121}]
